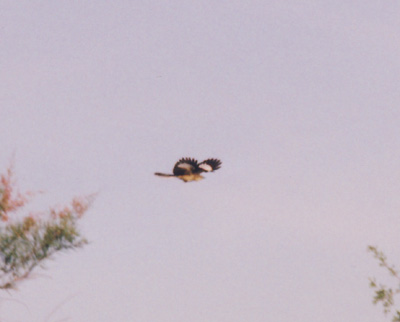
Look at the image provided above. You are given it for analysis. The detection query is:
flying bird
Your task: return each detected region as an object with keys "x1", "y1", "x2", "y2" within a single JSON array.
[{"x1": 155, "y1": 158, "x2": 222, "y2": 182}]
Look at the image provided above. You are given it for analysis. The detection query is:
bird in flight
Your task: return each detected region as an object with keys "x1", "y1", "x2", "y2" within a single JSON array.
[{"x1": 155, "y1": 157, "x2": 222, "y2": 182}]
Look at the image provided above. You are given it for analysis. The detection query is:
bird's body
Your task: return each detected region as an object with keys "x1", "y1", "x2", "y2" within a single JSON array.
[{"x1": 155, "y1": 157, "x2": 222, "y2": 182}]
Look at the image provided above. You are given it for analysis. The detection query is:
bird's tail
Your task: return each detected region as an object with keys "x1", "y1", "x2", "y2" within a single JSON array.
[{"x1": 154, "y1": 173, "x2": 175, "y2": 178}]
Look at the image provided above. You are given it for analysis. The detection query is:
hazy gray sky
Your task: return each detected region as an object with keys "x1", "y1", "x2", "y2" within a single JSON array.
[{"x1": 1, "y1": 1, "x2": 400, "y2": 321}]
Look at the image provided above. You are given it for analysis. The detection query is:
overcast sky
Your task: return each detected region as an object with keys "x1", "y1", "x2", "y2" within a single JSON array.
[{"x1": 1, "y1": 1, "x2": 400, "y2": 321}]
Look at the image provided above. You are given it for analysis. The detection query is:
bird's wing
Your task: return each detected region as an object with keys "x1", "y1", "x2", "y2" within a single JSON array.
[
  {"x1": 173, "y1": 158, "x2": 199, "y2": 176},
  {"x1": 198, "y1": 159, "x2": 222, "y2": 173}
]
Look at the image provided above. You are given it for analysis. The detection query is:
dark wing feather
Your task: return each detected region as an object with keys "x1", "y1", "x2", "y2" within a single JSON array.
[
  {"x1": 173, "y1": 158, "x2": 199, "y2": 176},
  {"x1": 197, "y1": 158, "x2": 222, "y2": 173}
]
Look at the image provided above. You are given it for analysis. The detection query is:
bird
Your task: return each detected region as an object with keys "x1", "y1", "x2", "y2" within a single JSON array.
[{"x1": 155, "y1": 157, "x2": 222, "y2": 182}]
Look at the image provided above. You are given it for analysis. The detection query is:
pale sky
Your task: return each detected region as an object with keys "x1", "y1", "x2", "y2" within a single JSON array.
[{"x1": 1, "y1": 1, "x2": 400, "y2": 321}]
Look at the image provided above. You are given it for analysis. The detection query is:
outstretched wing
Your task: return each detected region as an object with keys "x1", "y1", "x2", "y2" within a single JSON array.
[
  {"x1": 197, "y1": 158, "x2": 222, "y2": 173},
  {"x1": 173, "y1": 158, "x2": 199, "y2": 176}
]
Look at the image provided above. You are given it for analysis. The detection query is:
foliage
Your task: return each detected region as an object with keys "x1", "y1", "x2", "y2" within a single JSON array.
[
  {"x1": 368, "y1": 246, "x2": 400, "y2": 321},
  {"x1": 0, "y1": 165, "x2": 92, "y2": 289}
]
